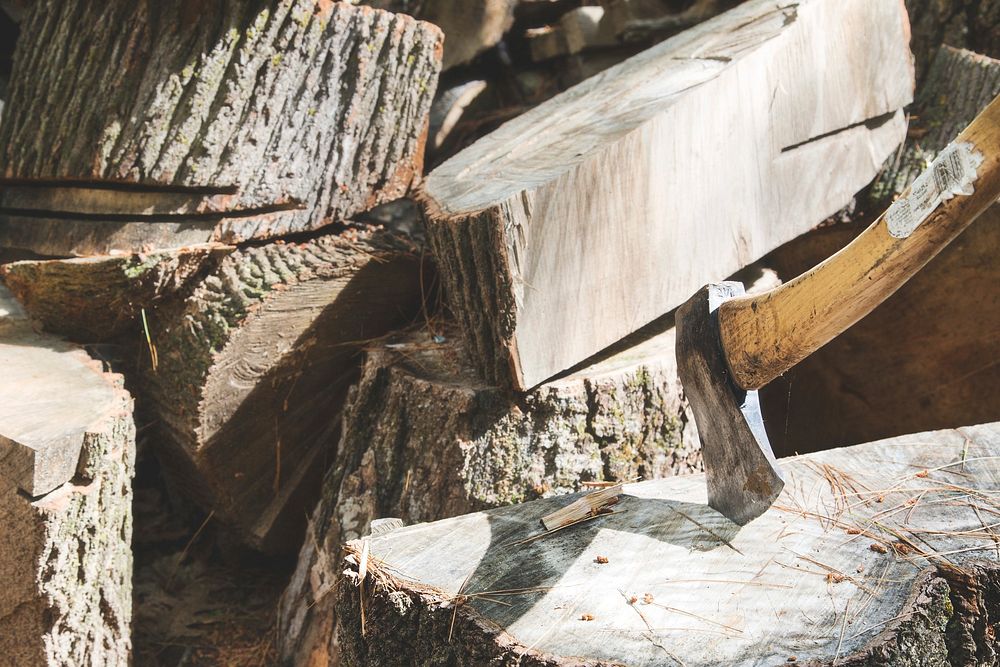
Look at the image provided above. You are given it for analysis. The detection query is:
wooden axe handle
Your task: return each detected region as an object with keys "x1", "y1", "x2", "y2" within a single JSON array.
[{"x1": 719, "y1": 92, "x2": 1000, "y2": 390}]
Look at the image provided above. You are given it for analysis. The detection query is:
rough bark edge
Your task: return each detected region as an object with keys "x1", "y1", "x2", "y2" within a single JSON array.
[
  {"x1": 0, "y1": 370, "x2": 135, "y2": 666},
  {"x1": 0, "y1": 244, "x2": 233, "y2": 341},
  {"x1": 335, "y1": 547, "x2": 1000, "y2": 667}
]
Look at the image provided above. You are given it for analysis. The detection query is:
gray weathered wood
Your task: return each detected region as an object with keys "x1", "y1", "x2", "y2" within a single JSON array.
[
  {"x1": 0, "y1": 284, "x2": 135, "y2": 666},
  {"x1": 142, "y1": 226, "x2": 427, "y2": 553},
  {"x1": 0, "y1": 286, "x2": 128, "y2": 496},
  {"x1": 1, "y1": 244, "x2": 232, "y2": 341},
  {"x1": 423, "y1": 0, "x2": 914, "y2": 389},
  {"x1": 277, "y1": 317, "x2": 704, "y2": 665},
  {"x1": 337, "y1": 421, "x2": 1000, "y2": 665},
  {"x1": 0, "y1": 0, "x2": 442, "y2": 255}
]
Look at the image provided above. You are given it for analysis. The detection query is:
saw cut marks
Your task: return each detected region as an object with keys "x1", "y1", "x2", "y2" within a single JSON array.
[
  {"x1": 424, "y1": 0, "x2": 913, "y2": 389},
  {"x1": 338, "y1": 422, "x2": 1000, "y2": 666}
]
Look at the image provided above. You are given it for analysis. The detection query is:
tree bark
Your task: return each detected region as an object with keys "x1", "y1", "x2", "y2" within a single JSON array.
[
  {"x1": 142, "y1": 226, "x2": 428, "y2": 553},
  {"x1": 423, "y1": 0, "x2": 913, "y2": 389},
  {"x1": 336, "y1": 421, "x2": 1000, "y2": 666},
  {"x1": 0, "y1": 286, "x2": 135, "y2": 666},
  {"x1": 1, "y1": 244, "x2": 232, "y2": 341},
  {"x1": 903, "y1": 0, "x2": 1000, "y2": 83},
  {"x1": 0, "y1": 0, "x2": 442, "y2": 255},
  {"x1": 278, "y1": 318, "x2": 702, "y2": 665},
  {"x1": 760, "y1": 46, "x2": 1000, "y2": 457}
]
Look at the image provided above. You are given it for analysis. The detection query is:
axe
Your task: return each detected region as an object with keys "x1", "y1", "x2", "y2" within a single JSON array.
[{"x1": 676, "y1": 92, "x2": 1000, "y2": 525}]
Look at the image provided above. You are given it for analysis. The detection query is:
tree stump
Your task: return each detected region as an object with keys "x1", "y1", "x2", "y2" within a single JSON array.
[
  {"x1": 337, "y1": 421, "x2": 1000, "y2": 666},
  {"x1": 0, "y1": 0, "x2": 442, "y2": 255},
  {"x1": 0, "y1": 286, "x2": 135, "y2": 666},
  {"x1": 278, "y1": 317, "x2": 703, "y2": 665},
  {"x1": 142, "y1": 226, "x2": 428, "y2": 553}
]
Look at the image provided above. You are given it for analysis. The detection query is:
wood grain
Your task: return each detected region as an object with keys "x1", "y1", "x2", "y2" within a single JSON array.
[
  {"x1": 338, "y1": 421, "x2": 1000, "y2": 665},
  {"x1": 424, "y1": 0, "x2": 914, "y2": 389}
]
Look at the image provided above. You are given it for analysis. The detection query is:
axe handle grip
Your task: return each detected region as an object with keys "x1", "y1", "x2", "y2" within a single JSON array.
[{"x1": 718, "y1": 91, "x2": 1000, "y2": 391}]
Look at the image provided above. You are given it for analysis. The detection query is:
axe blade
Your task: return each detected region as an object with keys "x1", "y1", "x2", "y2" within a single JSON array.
[{"x1": 676, "y1": 281, "x2": 785, "y2": 525}]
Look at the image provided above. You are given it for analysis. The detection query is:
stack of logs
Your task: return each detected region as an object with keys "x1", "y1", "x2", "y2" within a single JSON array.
[{"x1": 0, "y1": 0, "x2": 997, "y2": 665}]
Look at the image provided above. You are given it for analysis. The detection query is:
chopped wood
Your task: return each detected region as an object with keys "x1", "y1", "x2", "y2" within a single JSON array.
[
  {"x1": 0, "y1": 0, "x2": 443, "y2": 255},
  {"x1": 336, "y1": 422, "x2": 1000, "y2": 665},
  {"x1": 142, "y1": 226, "x2": 427, "y2": 553},
  {"x1": 760, "y1": 46, "x2": 1000, "y2": 457},
  {"x1": 423, "y1": 0, "x2": 914, "y2": 389},
  {"x1": 0, "y1": 285, "x2": 135, "y2": 666},
  {"x1": 540, "y1": 484, "x2": 622, "y2": 531},
  {"x1": 276, "y1": 317, "x2": 702, "y2": 665},
  {"x1": 1, "y1": 244, "x2": 232, "y2": 341}
]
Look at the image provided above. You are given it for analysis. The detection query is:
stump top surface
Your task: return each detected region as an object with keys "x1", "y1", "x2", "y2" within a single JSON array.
[
  {"x1": 0, "y1": 286, "x2": 120, "y2": 495},
  {"x1": 357, "y1": 422, "x2": 1000, "y2": 665}
]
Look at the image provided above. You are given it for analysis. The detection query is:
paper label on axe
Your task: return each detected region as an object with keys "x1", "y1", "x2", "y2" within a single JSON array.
[{"x1": 885, "y1": 141, "x2": 983, "y2": 238}]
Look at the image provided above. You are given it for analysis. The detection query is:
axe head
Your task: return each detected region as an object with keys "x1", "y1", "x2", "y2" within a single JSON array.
[{"x1": 676, "y1": 281, "x2": 785, "y2": 525}]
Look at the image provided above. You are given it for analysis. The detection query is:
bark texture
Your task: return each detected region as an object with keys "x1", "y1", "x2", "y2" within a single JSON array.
[
  {"x1": 0, "y1": 0, "x2": 442, "y2": 254},
  {"x1": 761, "y1": 46, "x2": 1000, "y2": 457},
  {"x1": 904, "y1": 0, "x2": 1000, "y2": 83},
  {"x1": 143, "y1": 226, "x2": 428, "y2": 553},
  {"x1": 1, "y1": 244, "x2": 232, "y2": 341},
  {"x1": 278, "y1": 320, "x2": 700, "y2": 665},
  {"x1": 334, "y1": 423, "x2": 1000, "y2": 666},
  {"x1": 0, "y1": 289, "x2": 135, "y2": 666}
]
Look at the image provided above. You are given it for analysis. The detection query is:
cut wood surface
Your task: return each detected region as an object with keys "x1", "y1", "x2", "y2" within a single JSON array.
[
  {"x1": 0, "y1": 285, "x2": 135, "y2": 666},
  {"x1": 761, "y1": 46, "x2": 1000, "y2": 456},
  {"x1": 277, "y1": 318, "x2": 704, "y2": 666},
  {"x1": 143, "y1": 226, "x2": 427, "y2": 553},
  {"x1": 424, "y1": 0, "x2": 914, "y2": 389},
  {"x1": 0, "y1": 286, "x2": 129, "y2": 496},
  {"x1": 0, "y1": 0, "x2": 442, "y2": 255},
  {"x1": 1, "y1": 244, "x2": 232, "y2": 341},
  {"x1": 338, "y1": 421, "x2": 1000, "y2": 666}
]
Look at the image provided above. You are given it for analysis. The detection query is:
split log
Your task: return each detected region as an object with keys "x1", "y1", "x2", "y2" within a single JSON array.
[
  {"x1": 1, "y1": 244, "x2": 232, "y2": 341},
  {"x1": 423, "y1": 0, "x2": 914, "y2": 389},
  {"x1": 337, "y1": 421, "x2": 1000, "y2": 665},
  {"x1": 277, "y1": 316, "x2": 704, "y2": 665},
  {"x1": 0, "y1": 285, "x2": 135, "y2": 666},
  {"x1": 0, "y1": 0, "x2": 442, "y2": 256},
  {"x1": 903, "y1": 0, "x2": 1000, "y2": 82},
  {"x1": 761, "y1": 46, "x2": 1000, "y2": 456},
  {"x1": 143, "y1": 226, "x2": 428, "y2": 553},
  {"x1": 525, "y1": 7, "x2": 616, "y2": 62}
]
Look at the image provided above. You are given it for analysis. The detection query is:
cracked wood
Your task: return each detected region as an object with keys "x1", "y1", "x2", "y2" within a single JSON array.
[{"x1": 423, "y1": 0, "x2": 914, "y2": 389}]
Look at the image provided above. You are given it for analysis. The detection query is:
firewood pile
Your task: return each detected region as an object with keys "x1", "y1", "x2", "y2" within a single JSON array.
[{"x1": 0, "y1": 0, "x2": 997, "y2": 665}]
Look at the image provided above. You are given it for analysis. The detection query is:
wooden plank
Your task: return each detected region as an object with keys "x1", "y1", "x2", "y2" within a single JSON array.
[
  {"x1": 0, "y1": 0, "x2": 443, "y2": 255},
  {"x1": 337, "y1": 421, "x2": 1000, "y2": 665},
  {"x1": 423, "y1": 0, "x2": 914, "y2": 389},
  {"x1": 0, "y1": 284, "x2": 135, "y2": 665},
  {"x1": 761, "y1": 46, "x2": 1000, "y2": 457},
  {"x1": 141, "y1": 226, "x2": 428, "y2": 553}
]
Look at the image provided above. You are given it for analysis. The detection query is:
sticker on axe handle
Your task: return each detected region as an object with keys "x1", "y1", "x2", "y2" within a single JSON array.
[{"x1": 885, "y1": 141, "x2": 984, "y2": 238}]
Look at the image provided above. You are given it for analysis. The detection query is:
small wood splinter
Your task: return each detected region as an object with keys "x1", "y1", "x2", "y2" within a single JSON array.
[{"x1": 540, "y1": 484, "x2": 623, "y2": 531}]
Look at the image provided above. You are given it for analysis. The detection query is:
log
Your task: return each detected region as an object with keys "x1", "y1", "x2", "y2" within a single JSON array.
[
  {"x1": 0, "y1": 0, "x2": 442, "y2": 256},
  {"x1": 1, "y1": 244, "x2": 232, "y2": 341},
  {"x1": 337, "y1": 421, "x2": 1000, "y2": 665},
  {"x1": 903, "y1": 0, "x2": 1000, "y2": 82},
  {"x1": 143, "y1": 226, "x2": 428, "y2": 553},
  {"x1": 423, "y1": 0, "x2": 914, "y2": 389},
  {"x1": 0, "y1": 285, "x2": 135, "y2": 666},
  {"x1": 277, "y1": 316, "x2": 705, "y2": 665},
  {"x1": 759, "y1": 46, "x2": 1000, "y2": 457}
]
